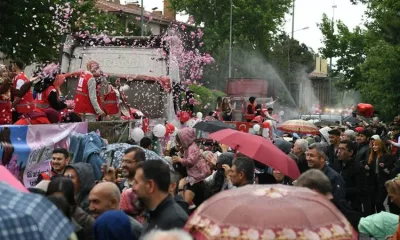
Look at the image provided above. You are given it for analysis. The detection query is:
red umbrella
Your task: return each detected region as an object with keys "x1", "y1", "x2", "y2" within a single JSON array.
[
  {"x1": 185, "y1": 185, "x2": 357, "y2": 240},
  {"x1": 278, "y1": 119, "x2": 319, "y2": 135},
  {"x1": 209, "y1": 129, "x2": 300, "y2": 179}
]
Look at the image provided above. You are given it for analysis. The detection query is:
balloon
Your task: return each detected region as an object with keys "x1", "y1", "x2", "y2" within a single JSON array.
[
  {"x1": 253, "y1": 124, "x2": 261, "y2": 132},
  {"x1": 131, "y1": 127, "x2": 144, "y2": 142},
  {"x1": 165, "y1": 123, "x2": 175, "y2": 135},
  {"x1": 357, "y1": 103, "x2": 374, "y2": 118},
  {"x1": 179, "y1": 111, "x2": 191, "y2": 123},
  {"x1": 279, "y1": 111, "x2": 284, "y2": 116},
  {"x1": 153, "y1": 124, "x2": 167, "y2": 138},
  {"x1": 262, "y1": 121, "x2": 271, "y2": 129},
  {"x1": 196, "y1": 112, "x2": 203, "y2": 119}
]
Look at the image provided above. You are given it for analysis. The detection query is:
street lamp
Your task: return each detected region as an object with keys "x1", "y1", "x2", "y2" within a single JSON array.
[
  {"x1": 228, "y1": 0, "x2": 233, "y2": 78},
  {"x1": 328, "y1": 3, "x2": 337, "y2": 106}
]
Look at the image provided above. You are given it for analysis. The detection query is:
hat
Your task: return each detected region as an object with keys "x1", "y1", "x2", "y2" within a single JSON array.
[
  {"x1": 371, "y1": 135, "x2": 380, "y2": 140},
  {"x1": 328, "y1": 129, "x2": 341, "y2": 136}
]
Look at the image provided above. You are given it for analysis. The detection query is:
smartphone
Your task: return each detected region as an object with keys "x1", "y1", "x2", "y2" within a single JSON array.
[{"x1": 105, "y1": 150, "x2": 115, "y2": 172}]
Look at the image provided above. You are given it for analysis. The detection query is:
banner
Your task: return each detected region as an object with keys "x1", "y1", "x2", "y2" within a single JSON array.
[{"x1": 0, "y1": 123, "x2": 88, "y2": 187}]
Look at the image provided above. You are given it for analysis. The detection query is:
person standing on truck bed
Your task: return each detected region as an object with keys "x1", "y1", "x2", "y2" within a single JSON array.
[
  {"x1": 102, "y1": 76, "x2": 130, "y2": 121},
  {"x1": 11, "y1": 60, "x2": 35, "y2": 123},
  {"x1": 34, "y1": 63, "x2": 74, "y2": 116},
  {"x1": 245, "y1": 96, "x2": 256, "y2": 122},
  {"x1": 74, "y1": 61, "x2": 105, "y2": 122}
]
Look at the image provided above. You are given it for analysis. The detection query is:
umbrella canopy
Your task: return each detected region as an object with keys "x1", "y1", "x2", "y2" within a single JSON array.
[
  {"x1": 278, "y1": 119, "x2": 320, "y2": 134},
  {"x1": 185, "y1": 184, "x2": 357, "y2": 240},
  {"x1": 343, "y1": 115, "x2": 369, "y2": 126},
  {"x1": 193, "y1": 121, "x2": 236, "y2": 133},
  {"x1": 0, "y1": 182, "x2": 74, "y2": 240},
  {"x1": 208, "y1": 129, "x2": 300, "y2": 179},
  {"x1": 313, "y1": 120, "x2": 339, "y2": 127}
]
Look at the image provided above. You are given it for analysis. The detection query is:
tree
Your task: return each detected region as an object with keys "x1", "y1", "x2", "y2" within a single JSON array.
[
  {"x1": 0, "y1": 0, "x2": 142, "y2": 64},
  {"x1": 169, "y1": 0, "x2": 292, "y2": 54},
  {"x1": 319, "y1": 0, "x2": 400, "y2": 119}
]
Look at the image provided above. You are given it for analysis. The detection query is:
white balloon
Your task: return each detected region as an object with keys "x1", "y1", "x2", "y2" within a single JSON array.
[
  {"x1": 279, "y1": 111, "x2": 284, "y2": 116},
  {"x1": 153, "y1": 124, "x2": 167, "y2": 138},
  {"x1": 253, "y1": 124, "x2": 261, "y2": 132},
  {"x1": 196, "y1": 112, "x2": 203, "y2": 119},
  {"x1": 131, "y1": 128, "x2": 144, "y2": 142}
]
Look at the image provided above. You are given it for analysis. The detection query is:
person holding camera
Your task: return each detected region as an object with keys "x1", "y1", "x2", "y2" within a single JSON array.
[{"x1": 204, "y1": 152, "x2": 235, "y2": 196}]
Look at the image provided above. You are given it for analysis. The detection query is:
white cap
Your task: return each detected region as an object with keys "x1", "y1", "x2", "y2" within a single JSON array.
[{"x1": 371, "y1": 135, "x2": 380, "y2": 140}]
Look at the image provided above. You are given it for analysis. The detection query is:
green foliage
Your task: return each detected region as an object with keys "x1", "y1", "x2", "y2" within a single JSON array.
[
  {"x1": 169, "y1": 0, "x2": 292, "y2": 53},
  {"x1": 187, "y1": 84, "x2": 225, "y2": 114},
  {"x1": 0, "y1": 0, "x2": 145, "y2": 64},
  {"x1": 319, "y1": 0, "x2": 400, "y2": 119}
]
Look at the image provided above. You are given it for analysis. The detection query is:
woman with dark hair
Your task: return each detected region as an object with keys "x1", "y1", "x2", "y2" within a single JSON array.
[
  {"x1": 47, "y1": 177, "x2": 94, "y2": 240},
  {"x1": 215, "y1": 96, "x2": 223, "y2": 120},
  {"x1": 47, "y1": 195, "x2": 79, "y2": 240},
  {"x1": 0, "y1": 127, "x2": 14, "y2": 167},
  {"x1": 34, "y1": 63, "x2": 73, "y2": 113},
  {"x1": 221, "y1": 97, "x2": 233, "y2": 121}
]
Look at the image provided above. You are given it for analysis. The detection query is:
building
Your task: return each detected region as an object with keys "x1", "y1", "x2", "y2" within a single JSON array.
[
  {"x1": 305, "y1": 56, "x2": 329, "y2": 108},
  {"x1": 95, "y1": 0, "x2": 176, "y2": 35}
]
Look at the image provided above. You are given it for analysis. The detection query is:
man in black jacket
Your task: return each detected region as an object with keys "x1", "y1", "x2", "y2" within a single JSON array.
[
  {"x1": 306, "y1": 143, "x2": 346, "y2": 200},
  {"x1": 337, "y1": 140, "x2": 366, "y2": 212},
  {"x1": 327, "y1": 129, "x2": 341, "y2": 172},
  {"x1": 133, "y1": 160, "x2": 188, "y2": 235},
  {"x1": 355, "y1": 130, "x2": 372, "y2": 165}
]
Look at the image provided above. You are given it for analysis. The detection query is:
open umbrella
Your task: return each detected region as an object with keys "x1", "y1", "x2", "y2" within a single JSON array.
[
  {"x1": 193, "y1": 121, "x2": 236, "y2": 133},
  {"x1": 278, "y1": 119, "x2": 319, "y2": 134},
  {"x1": 208, "y1": 129, "x2": 300, "y2": 179},
  {"x1": 185, "y1": 185, "x2": 357, "y2": 240},
  {"x1": 0, "y1": 182, "x2": 74, "y2": 240}
]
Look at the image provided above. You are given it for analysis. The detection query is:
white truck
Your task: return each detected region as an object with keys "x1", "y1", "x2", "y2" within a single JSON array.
[{"x1": 59, "y1": 35, "x2": 178, "y2": 121}]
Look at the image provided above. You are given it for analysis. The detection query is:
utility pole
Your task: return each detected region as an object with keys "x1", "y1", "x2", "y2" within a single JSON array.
[
  {"x1": 141, "y1": 0, "x2": 144, "y2": 36},
  {"x1": 288, "y1": 0, "x2": 295, "y2": 103},
  {"x1": 228, "y1": 0, "x2": 233, "y2": 78},
  {"x1": 328, "y1": 3, "x2": 337, "y2": 106}
]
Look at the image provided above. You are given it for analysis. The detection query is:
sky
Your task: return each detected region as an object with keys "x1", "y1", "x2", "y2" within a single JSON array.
[{"x1": 123, "y1": 0, "x2": 366, "y2": 53}]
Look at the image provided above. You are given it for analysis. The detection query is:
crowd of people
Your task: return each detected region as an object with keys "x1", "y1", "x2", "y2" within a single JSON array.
[
  {"x1": 0, "y1": 60, "x2": 141, "y2": 126},
  {"x1": 3, "y1": 59, "x2": 400, "y2": 239},
  {"x1": 4, "y1": 107, "x2": 395, "y2": 240}
]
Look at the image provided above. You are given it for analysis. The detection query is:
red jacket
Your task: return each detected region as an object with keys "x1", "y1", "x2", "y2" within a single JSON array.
[
  {"x1": 74, "y1": 71, "x2": 101, "y2": 114},
  {"x1": 103, "y1": 87, "x2": 119, "y2": 115},
  {"x1": 35, "y1": 85, "x2": 56, "y2": 110},
  {"x1": 13, "y1": 73, "x2": 34, "y2": 113},
  {"x1": 245, "y1": 103, "x2": 256, "y2": 121}
]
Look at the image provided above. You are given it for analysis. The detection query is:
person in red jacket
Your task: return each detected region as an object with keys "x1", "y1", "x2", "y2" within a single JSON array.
[
  {"x1": 14, "y1": 108, "x2": 61, "y2": 125},
  {"x1": 245, "y1": 96, "x2": 256, "y2": 122},
  {"x1": 33, "y1": 63, "x2": 74, "y2": 114},
  {"x1": 102, "y1": 77, "x2": 132, "y2": 120},
  {"x1": 74, "y1": 61, "x2": 105, "y2": 122},
  {"x1": 11, "y1": 60, "x2": 34, "y2": 122},
  {"x1": 0, "y1": 65, "x2": 34, "y2": 125}
]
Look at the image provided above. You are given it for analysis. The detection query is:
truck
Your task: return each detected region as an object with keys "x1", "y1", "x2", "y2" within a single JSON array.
[
  {"x1": 226, "y1": 78, "x2": 275, "y2": 122},
  {"x1": 59, "y1": 35, "x2": 176, "y2": 121}
]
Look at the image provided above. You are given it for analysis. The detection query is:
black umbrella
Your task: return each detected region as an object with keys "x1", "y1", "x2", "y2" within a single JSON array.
[
  {"x1": 343, "y1": 115, "x2": 369, "y2": 126},
  {"x1": 193, "y1": 120, "x2": 236, "y2": 133}
]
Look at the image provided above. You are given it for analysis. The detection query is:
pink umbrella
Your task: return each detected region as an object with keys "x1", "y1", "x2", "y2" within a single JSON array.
[
  {"x1": 185, "y1": 185, "x2": 357, "y2": 240},
  {"x1": 0, "y1": 166, "x2": 28, "y2": 192},
  {"x1": 209, "y1": 129, "x2": 300, "y2": 179}
]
